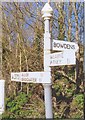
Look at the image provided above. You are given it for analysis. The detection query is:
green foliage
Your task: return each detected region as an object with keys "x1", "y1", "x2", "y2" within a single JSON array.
[
  {"x1": 3, "y1": 92, "x2": 45, "y2": 119},
  {"x1": 69, "y1": 94, "x2": 84, "y2": 118},
  {"x1": 3, "y1": 92, "x2": 28, "y2": 118},
  {"x1": 7, "y1": 92, "x2": 28, "y2": 111},
  {"x1": 72, "y1": 94, "x2": 84, "y2": 109},
  {"x1": 53, "y1": 76, "x2": 84, "y2": 119}
]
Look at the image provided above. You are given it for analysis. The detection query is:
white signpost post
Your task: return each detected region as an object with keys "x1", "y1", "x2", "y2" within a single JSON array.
[{"x1": 42, "y1": 2, "x2": 53, "y2": 119}]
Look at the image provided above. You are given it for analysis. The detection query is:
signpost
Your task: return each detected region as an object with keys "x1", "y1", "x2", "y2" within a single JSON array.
[
  {"x1": 47, "y1": 51, "x2": 76, "y2": 66},
  {"x1": 11, "y1": 72, "x2": 51, "y2": 84},
  {"x1": 10, "y1": 2, "x2": 79, "y2": 119},
  {"x1": 52, "y1": 39, "x2": 79, "y2": 52}
]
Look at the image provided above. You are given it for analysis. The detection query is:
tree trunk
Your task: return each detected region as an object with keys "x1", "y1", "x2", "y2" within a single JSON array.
[{"x1": 72, "y1": 3, "x2": 80, "y2": 92}]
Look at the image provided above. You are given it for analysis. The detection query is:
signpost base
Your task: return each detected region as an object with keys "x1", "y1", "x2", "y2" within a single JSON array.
[{"x1": 43, "y1": 83, "x2": 53, "y2": 119}]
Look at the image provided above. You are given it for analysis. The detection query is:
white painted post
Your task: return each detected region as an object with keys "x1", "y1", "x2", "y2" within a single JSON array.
[
  {"x1": 42, "y1": 3, "x2": 53, "y2": 119},
  {"x1": 0, "y1": 80, "x2": 5, "y2": 115}
]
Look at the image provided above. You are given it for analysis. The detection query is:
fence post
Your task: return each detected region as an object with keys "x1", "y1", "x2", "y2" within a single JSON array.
[{"x1": 0, "y1": 80, "x2": 5, "y2": 115}]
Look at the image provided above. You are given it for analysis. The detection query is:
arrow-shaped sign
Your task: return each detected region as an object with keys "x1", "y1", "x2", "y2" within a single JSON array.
[
  {"x1": 11, "y1": 72, "x2": 51, "y2": 83},
  {"x1": 47, "y1": 50, "x2": 76, "y2": 66},
  {"x1": 52, "y1": 40, "x2": 79, "y2": 52}
]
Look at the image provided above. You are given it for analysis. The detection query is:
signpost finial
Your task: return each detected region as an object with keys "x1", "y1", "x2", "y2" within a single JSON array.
[{"x1": 48, "y1": 0, "x2": 50, "y2": 4}]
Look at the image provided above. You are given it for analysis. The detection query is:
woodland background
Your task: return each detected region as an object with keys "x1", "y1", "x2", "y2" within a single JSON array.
[{"x1": 0, "y1": 1, "x2": 84, "y2": 119}]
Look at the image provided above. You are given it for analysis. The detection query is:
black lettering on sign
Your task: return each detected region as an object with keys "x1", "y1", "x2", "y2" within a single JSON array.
[
  {"x1": 50, "y1": 60, "x2": 62, "y2": 65},
  {"x1": 63, "y1": 44, "x2": 67, "y2": 49},
  {"x1": 22, "y1": 78, "x2": 36, "y2": 82},
  {"x1": 53, "y1": 42, "x2": 75, "y2": 50},
  {"x1": 22, "y1": 73, "x2": 29, "y2": 77},
  {"x1": 71, "y1": 45, "x2": 75, "y2": 49},
  {"x1": 60, "y1": 44, "x2": 63, "y2": 48},
  {"x1": 50, "y1": 53, "x2": 63, "y2": 59}
]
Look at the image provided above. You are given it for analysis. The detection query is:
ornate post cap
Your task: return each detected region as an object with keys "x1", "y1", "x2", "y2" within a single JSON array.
[{"x1": 41, "y1": 3, "x2": 53, "y2": 19}]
